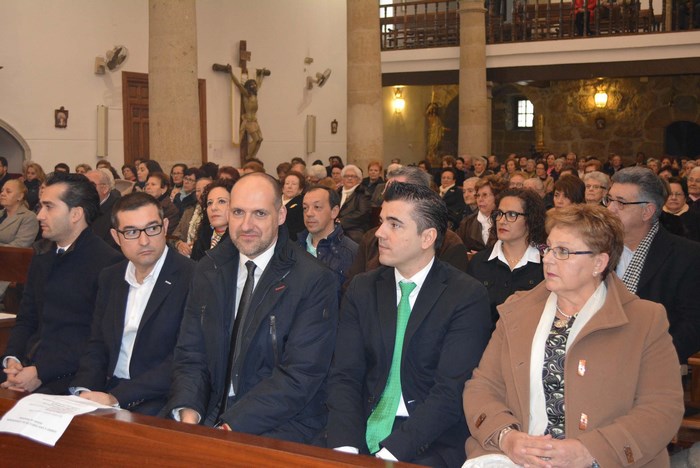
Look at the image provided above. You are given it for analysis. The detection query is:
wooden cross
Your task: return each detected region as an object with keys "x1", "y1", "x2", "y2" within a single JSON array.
[{"x1": 239, "y1": 40, "x2": 251, "y2": 76}]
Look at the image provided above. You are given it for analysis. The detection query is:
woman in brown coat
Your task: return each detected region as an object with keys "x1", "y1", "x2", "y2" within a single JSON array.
[{"x1": 463, "y1": 205, "x2": 683, "y2": 467}]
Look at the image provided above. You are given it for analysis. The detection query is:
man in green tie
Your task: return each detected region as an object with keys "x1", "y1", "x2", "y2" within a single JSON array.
[{"x1": 326, "y1": 182, "x2": 492, "y2": 467}]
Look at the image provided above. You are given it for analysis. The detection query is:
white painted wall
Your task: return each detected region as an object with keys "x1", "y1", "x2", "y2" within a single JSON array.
[{"x1": 0, "y1": 0, "x2": 347, "y2": 174}]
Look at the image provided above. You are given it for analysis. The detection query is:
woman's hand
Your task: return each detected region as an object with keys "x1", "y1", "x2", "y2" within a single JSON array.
[
  {"x1": 177, "y1": 241, "x2": 192, "y2": 256},
  {"x1": 530, "y1": 438, "x2": 594, "y2": 468},
  {"x1": 500, "y1": 430, "x2": 554, "y2": 467}
]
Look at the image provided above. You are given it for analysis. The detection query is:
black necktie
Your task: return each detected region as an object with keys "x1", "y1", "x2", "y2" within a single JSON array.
[
  {"x1": 56, "y1": 248, "x2": 66, "y2": 257},
  {"x1": 219, "y1": 260, "x2": 256, "y2": 418}
]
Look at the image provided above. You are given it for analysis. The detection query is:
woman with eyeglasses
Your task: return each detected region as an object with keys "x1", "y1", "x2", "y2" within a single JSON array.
[
  {"x1": 582, "y1": 171, "x2": 609, "y2": 205},
  {"x1": 463, "y1": 204, "x2": 683, "y2": 467},
  {"x1": 467, "y1": 188, "x2": 546, "y2": 326},
  {"x1": 660, "y1": 176, "x2": 700, "y2": 242},
  {"x1": 457, "y1": 175, "x2": 506, "y2": 253}
]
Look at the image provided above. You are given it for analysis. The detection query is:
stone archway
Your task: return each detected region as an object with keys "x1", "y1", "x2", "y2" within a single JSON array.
[{"x1": 0, "y1": 119, "x2": 31, "y2": 174}]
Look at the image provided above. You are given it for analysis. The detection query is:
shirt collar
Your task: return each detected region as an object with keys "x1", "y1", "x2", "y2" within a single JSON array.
[
  {"x1": 488, "y1": 240, "x2": 541, "y2": 269},
  {"x1": 240, "y1": 239, "x2": 277, "y2": 273},
  {"x1": 125, "y1": 246, "x2": 169, "y2": 287},
  {"x1": 394, "y1": 256, "x2": 435, "y2": 290}
]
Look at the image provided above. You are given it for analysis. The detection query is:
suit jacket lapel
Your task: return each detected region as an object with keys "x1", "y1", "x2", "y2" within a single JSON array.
[
  {"x1": 111, "y1": 269, "x2": 131, "y2": 363},
  {"x1": 137, "y1": 250, "x2": 176, "y2": 334},
  {"x1": 404, "y1": 261, "x2": 445, "y2": 345},
  {"x1": 376, "y1": 269, "x2": 398, "y2": 366},
  {"x1": 637, "y1": 228, "x2": 671, "y2": 292}
]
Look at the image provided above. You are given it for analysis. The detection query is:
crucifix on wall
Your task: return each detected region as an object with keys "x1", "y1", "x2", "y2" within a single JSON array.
[{"x1": 213, "y1": 40, "x2": 271, "y2": 161}]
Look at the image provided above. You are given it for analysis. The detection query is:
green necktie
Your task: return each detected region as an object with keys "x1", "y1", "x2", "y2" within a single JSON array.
[{"x1": 366, "y1": 280, "x2": 417, "y2": 454}]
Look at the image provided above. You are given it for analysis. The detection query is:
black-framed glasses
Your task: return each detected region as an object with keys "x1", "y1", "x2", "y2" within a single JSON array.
[
  {"x1": 538, "y1": 245, "x2": 593, "y2": 260},
  {"x1": 115, "y1": 224, "x2": 163, "y2": 240},
  {"x1": 491, "y1": 210, "x2": 527, "y2": 222},
  {"x1": 601, "y1": 195, "x2": 649, "y2": 209}
]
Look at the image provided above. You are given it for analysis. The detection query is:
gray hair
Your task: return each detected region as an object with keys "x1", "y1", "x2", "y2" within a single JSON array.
[
  {"x1": 306, "y1": 164, "x2": 327, "y2": 181},
  {"x1": 611, "y1": 167, "x2": 667, "y2": 222},
  {"x1": 341, "y1": 164, "x2": 363, "y2": 179},
  {"x1": 583, "y1": 171, "x2": 610, "y2": 188},
  {"x1": 387, "y1": 166, "x2": 431, "y2": 187}
]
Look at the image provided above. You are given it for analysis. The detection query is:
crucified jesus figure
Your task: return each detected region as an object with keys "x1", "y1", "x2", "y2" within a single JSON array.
[{"x1": 213, "y1": 63, "x2": 271, "y2": 159}]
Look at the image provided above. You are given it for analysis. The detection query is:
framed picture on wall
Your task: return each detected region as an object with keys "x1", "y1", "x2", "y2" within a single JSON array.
[{"x1": 55, "y1": 106, "x2": 68, "y2": 128}]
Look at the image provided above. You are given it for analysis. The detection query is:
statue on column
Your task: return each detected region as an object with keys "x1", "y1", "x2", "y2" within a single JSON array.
[{"x1": 426, "y1": 102, "x2": 446, "y2": 166}]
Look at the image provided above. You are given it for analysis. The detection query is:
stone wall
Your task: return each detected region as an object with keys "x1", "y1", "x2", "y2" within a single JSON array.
[{"x1": 491, "y1": 75, "x2": 700, "y2": 161}]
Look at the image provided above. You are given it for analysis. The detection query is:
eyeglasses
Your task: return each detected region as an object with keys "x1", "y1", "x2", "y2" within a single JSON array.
[
  {"x1": 668, "y1": 192, "x2": 685, "y2": 198},
  {"x1": 342, "y1": 174, "x2": 359, "y2": 179},
  {"x1": 585, "y1": 184, "x2": 606, "y2": 190},
  {"x1": 115, "y1": 224, "x2": 163, "y2": 240},
  {"x1": 601, "y1": 195, "x2": 649, "y2": 209},
  {"x1": 538, "y1": 245, "x2": 593, "y2": 260},
  {"x1": 491, "y1": 210, "x2": 527, "y2": 222}
]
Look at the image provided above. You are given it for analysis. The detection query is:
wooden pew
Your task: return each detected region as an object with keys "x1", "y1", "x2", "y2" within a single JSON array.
[
  {"x1": 0, "y1": 389, "x2": 419, "y2": 467},
  {"x1": 0, "y1": 246, "x2": 33, "y2": 354}
]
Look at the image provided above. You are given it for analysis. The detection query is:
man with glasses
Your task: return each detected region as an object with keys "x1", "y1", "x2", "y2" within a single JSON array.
[
  {"x1": 687, "y1": 166, "x2": 700, "y2": 213},
  {"x1": 70, "y1": 192, "x2": 194, "y2": 414},
  {"x1": 605, "y1": 167, "x2": 700, "y2": 363},
  {"x1": 1, "y1": 173, "x2": 122, "y2": 394}
]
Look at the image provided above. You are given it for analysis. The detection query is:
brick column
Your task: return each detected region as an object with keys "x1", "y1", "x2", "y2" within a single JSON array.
[
  {"x1": 347, "y1": 0, "x2": 383, "y2": 172},
  {"x1": 149, "y1": 0, "x2": 201, "y2": 172}
]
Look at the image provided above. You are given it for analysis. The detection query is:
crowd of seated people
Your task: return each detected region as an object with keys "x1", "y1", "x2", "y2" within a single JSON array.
[{"x1": 0, "y1": 149, "x2": 699, "y2": 467}]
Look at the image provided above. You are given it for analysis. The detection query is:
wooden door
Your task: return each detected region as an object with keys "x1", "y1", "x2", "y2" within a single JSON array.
[{"x1": 122, "y1": 71, "x2": 207, "y2": 165}]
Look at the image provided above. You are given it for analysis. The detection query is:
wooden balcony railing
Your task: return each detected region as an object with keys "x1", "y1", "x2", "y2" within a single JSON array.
[{"x1": 379, "y1": 0, "x2": 698, "y2": 50}]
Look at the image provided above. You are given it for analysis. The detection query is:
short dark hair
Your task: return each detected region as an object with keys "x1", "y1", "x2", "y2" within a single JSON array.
[
  {"x1": 383, "y1": 182, "x2": 448, "y2": 252},
  {"x1": 111, "y1": 192, "x2": 164, "y2": 229},
  {"x1": 184, "y1": 167, "x2": 201, "y2": 178},
  {"x1": 554, "y1": 174, "x2": 585, "y2": 204},
  {"x1": 148, "y1": 172, "x2": 171, "y2": 190},
  {"x1": 441, "y1": 167, "x2": 457, "y2": 179},
  {"x1": 54, "y1": 163, "x2": 70, "y2": 173},
  {"x1": 0, "y1": 157, "x2": 7, "y2": 167},
  {"x1": 217, "y1": 166, "x2": 240, "y2": 182},
  {"x1": 199, "y1": 162, "x2": 219, "y2": 179},
  {"x1": 305, "y1": 185, "x2": 341, "y2": 210},
  {"x1": 667, "y1": 176, "x2": 688, "y2": 198},
  {"x1": 171, "y1": 163, "x2": 188, "y2": 174},
  {"x1": 46, "y1": 172, "x2": 100, "y2": 225},
  {"x1": 143, "y1": 160, "x2": 163, "y2": 175},
  {"x1": 492, "y1": 188, "x2": 547, "y2": 246}
]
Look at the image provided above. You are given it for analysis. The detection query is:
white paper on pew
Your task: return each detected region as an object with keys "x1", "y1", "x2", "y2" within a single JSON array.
[
  {"x1": 0, "y1": 312, "x2": 16, "y2": 319},
  {"x1": 0, "y1": 393, "x2": 111, "y2": 446}
]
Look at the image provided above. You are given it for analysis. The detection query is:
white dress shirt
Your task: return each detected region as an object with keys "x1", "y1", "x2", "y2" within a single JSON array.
[{"x1": 114, "y1": 246, "x2": 169, "y2": 379}]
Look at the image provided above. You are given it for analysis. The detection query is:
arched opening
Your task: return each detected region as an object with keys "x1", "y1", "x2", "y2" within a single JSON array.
[
  {"x1": 0, "y1": 120, "x2": 31, "y2": 175},
  {"x1": 665, "y1": 121, "x2": 700, "y2": 159}
]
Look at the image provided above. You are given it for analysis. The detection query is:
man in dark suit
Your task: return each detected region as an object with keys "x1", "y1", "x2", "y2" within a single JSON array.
[
  {"x1": 2, "y1": 173, "x2": 122, "y2": 394},
  {"x1": 70, "y1": 192, "x2": 194, "y2": 415},
  {"x1": 326, "y1": 182, "x2": 491, "y2": 467},
  {"x1": 85, "y1": 169, "x2": 121, "y2": 250},
  {"x1": 608, "y1": 167, "x2": 700, "y2": 363},
  {"x1": 166, "y1": 172, "x2": 338, "y2": 443}
]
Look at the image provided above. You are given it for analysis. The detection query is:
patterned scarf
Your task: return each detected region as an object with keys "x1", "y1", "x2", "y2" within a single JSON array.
[
  {"x1": 187, "y1": 205, "x2": 203, "y2": 244},
  {"x1": 622, "y1": 221, "x2": 659, "y2": 294}
]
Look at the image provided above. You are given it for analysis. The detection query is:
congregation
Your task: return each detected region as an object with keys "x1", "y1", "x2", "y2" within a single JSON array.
[{"x1": 0, "y1": 149, "x2": 699, "y2": 467}]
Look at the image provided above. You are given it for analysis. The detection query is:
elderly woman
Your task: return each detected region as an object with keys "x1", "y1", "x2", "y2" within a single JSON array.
[
  {"x1": 0, "y1": 179, "x2": 39, "y2": 247},
  {"x1": 75, "y1": 163, "x2": 92, "y2": 175},
  {"x1": 467, "y1": 188, "x2": 546, "y2": 326},
  {"x1": 661, "y1": 176, "x2": 700, "y2": 242},
  {"x1": 535, "y1": 160, "x2": 555, "y2": 194},
  {"x1": 191, "y1": 179, "x2": 235, "y2": 261},
  {"x1": 463, "y1": 204, "x2": 683, "y2": 467},
  {"x1": 462, "y1": 176, "x2": 479, "y2": 218},
  {"x1": 361, "y1": 160, "x2": 384, "y2": 199},
  {"x1": 281, "y1": 170, "x2": 306, "y2": 241},
  {"x1": 583, "y1": 171, "x2": 609, "y2": 205},
  {"x1": 337, "y1": 164, "x2": 370, "y2": 244},
  {"x1": 552, "y1": 174, "x2": 585, "y2": 208},
  {"x1": 457, "y1": 175, "x2": 506, "y2": 253}
]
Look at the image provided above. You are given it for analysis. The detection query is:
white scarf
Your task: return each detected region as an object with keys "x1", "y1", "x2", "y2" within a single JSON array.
[{"x1": 528, "y1": 282, "x2": 607, "y2": 435}]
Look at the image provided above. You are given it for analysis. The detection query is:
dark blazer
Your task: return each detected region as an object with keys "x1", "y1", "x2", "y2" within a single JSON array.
[
  {"x1": 91, "y1": 189, "x2": 121, "y2": 250},
  {"x1": 283, "y1": 194, "x2": 304, "y2": 242},
  {"x1": 71, "y1": 248, "x2": 195, "y2": 415},
  {"x1": 337, "y1": 185, "x2": 371, "y2": 244},
  {"x1": 467, "y1": 245, "x2": 544, "y2": 326},
  {"x1": 166, "y1": 227, "x2": 338, "y2": 443},
  {"x1": 441, "y1": 186, "x2": 466, "y2": 230},
  {"x1": 635, "y1": 226, "x2": 700, "y2": 363},
  {"x1": 326, "y1": 260, "x2": 491, "y2": 467},
  {"x1": 3, "y1": 229, "x2": 122, "y2": 394}
]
